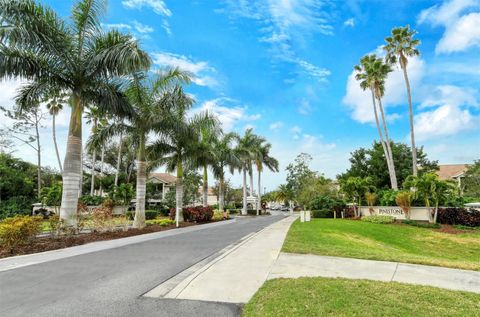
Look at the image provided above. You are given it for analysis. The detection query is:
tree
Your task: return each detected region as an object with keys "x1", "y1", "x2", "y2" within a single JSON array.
[
  {"x1": 254, "y1": 141, "x2": 279, "y2": 215},
  {"x1": 354, "y1": 54, "x2": 397, "y2": 189},
  {"x1": 339, "y1": 141, "x2": 438, "y2": 190},
  {"x1": 212, "y1": 133, "x2": 240, "y2": 212},
  {"x1": 45, "y1": 92, "x2": 67, "y2": 172},
  {"x1": 236, "y1": 129, "x2": 260, "y2": 215},
  {"x1": 340, "y1": 177, "x2": 374, "y2": 217},
  {"x1": 85, "y1": 106, "x2": 101, "y2": 196},
  {"x1": 1, "y1": 105, "x2": 46, "y2": 199},
  {"x1": 0, "y1": 0, "x2": 151, "y2": 227},
  {"x1": 385, "y1": 25, "x2": 421, "y2": 176},
  {"x1": 89, "y1": 69, "x2": 190, "y2": 228},
  {"x1": 148, "y1": 86, "x2": 217, "y2": 227},
  {"x1": 285, "y1": 153, "x2": 316, "y2": 202},
  {"x1": 395, "y1": 191, "x2": 412, "y2": 220},
  {"x1": 463, "y1": 160, "x2": 480, "y2": 198}
]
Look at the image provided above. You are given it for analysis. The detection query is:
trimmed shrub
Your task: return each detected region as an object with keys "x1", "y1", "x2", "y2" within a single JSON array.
[
  {"x1": 309, "y1": 196, "x2": 345, "y2": 212},
  {"x1": 0, "y1": 196, "x2": 33, "y2": 219},
  {"x1": 0, "y1": 216, "x2": 43, "y2": 252},
  {"x1": 437, "y1": 208, "x2": 480, "y2": 227},
  {"x1": 311, "y1": 209, "x2": 334, "y2": 218},
  {"x1": 402, "y1": 220, "x2": 441, "y2": 229},
  {"x1": 170, "y1": 206, "x2": 214, "y2": 222},
  {"x1": 145, "y1": 210, "x2": 159, "y2": 220},
  {"x1": 147, "y1": 219, "x2": 175, "y2": 227},
  {"x1": 79, "y1": 195, "x2": 105, "y2": 206},
  {"x1": 361, "y1": 215, "x2": 395, "y2": 224}
]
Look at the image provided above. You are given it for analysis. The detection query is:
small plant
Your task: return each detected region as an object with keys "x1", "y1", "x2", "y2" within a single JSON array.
[
  {"x1": 395, "y1": 191, "x2": 412, "y2": 220},
  {"x1": 48, "y1": 214, "x2": 61, "y2": 236},
  {"x1": 145, "y1": 210, "x2": 159, "y2": 220},
  {"x1": 212, "y1": 210, "x2": 229, "y2": 221},
  {"x1": 0, "y1": 216, "x2": 43, "y2": 253},
  {"x1": 365, "y1": 192, "x2": 377, "y2": 215},
  {"x1": 147, "y1": 219, "x2": 175, "y2": 227},
  {"x1": 91, "y1": 206, "x2": 114, "y2": 232},
  {"x1": 361, "y1": 215, "x2": 395, "y2": 224}
]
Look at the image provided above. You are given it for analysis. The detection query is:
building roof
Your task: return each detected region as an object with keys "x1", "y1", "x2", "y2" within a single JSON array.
[
  {"x1": 436, "y1": 164, "x2": 469, "y2": 180},
  {"x1": 148, "y1": 173, "x2": 177, "y2": 184}
]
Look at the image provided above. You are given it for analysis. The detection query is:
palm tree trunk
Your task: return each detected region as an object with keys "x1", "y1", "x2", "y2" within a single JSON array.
[
  {"x1": 114, "y1": 132, "x2": 123, "y2": 188},
  {"x1": 133, "y1": 135, "x2": 146, "y2": 229},
  {"x1": 35, "y1": 113, "x2": 41, "y2": 200},
  {"x1": 90, "y1": 148, "x2": 96, "y2": 196},
  {"x1": 59, "y1": 94, "x2": 83, "y2": 227},
  {"x1": 249, "y1": 165, "x2": 254, "y2": 196},
  {"x1": 371, "y1": 89, "x2": 396, "y2": 190},
  {"x1": 256, "y1": 170, "x2": 261, "y2": 216},
  {"x1": 202, "y1": 165, "x2": 208, "y2": 207},
  {"x1": 242, "y1": 168, "x2": 247, "y2": 215},
  {"x1": 402, "y1": 65, "x2": 418, "y2": 176},
  {"x1": 175, "y1": 159, "x2": 184, "y2": 227},
  {"x1": 52, "y1": 114, "x2": 63, "y2": 173},
  {"x1": 99, "y1": 146, "x2": 104, "y2": 196},
  {"x1": 377, "y1": 96, "x2": 398, "y2": 190},
  {"x1": 219, "y1": 174, "x2": 225, "y2": 212}
]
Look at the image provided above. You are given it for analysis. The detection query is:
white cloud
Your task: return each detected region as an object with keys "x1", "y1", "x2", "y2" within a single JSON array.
[
  {"x1": 194, "y1": 98, "x2": 261, "y2": 131},
  {"x1": 102, "y1": 23, "x2": 132, "y2": 30},
  {"x1": 151, "y1": 52, "x2": 218, "y2": 87},
  {"x1": 418, "y1": 0, "x2": 480, "y2": 53},
  {"x1": 161, "y1": 19, "x2": 172, "y2": 35},
  {"x1": 298, "y1": 98, "x2": 314, "y2": 115},
  {"x1": 132, "y1": 21, "x2": 154, "y2": 33},
  {"x1": 343, "y1": 54, "x2": 425, "y2": 123},
  {"x1": 269, "y1": 121, "x2": 284, "y2": 130},
  {"x1": 122, "y1": 0, "x2": 171, "y2": 16},
  {"x1": 414, "y1": 104, "x2": 479, "y2": 141},
  {"x1": 344, "y1": 18, "x2": 355, "y2": 27},
  {"x1": 420, "y1": 85, "x2": 479, "y2": 109},
  {"x1": 219, "y1": 0, "x2": 331, "y2": 81}
]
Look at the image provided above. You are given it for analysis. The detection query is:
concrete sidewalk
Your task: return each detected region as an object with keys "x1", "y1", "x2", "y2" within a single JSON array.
[
  {"x1": 270, "y1": 253, "x2": 480, "y2": 294},
  {"x1": 147, "y1": 215, "x2": 298, "y2": 303}
]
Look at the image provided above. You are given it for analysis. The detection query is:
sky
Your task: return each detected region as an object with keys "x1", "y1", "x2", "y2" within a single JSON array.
[{"x1": 1, "y1": 0, "x2": 480, "y2": 191}]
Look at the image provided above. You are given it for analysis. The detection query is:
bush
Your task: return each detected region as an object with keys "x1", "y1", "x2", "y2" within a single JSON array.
[
  {"x1": 125, "y1": 211, "x2": 134, "y2": 220},
  {"x1": 147, "y1": 218, "x2": 175, "y2": 227},
  {"x1": 361, "y1": 215, "x2": 395, "y2": 224},
  {"x1": 309, "y1": 196, "x2": 345, "y2": 213},
  {"x1": 79, "y1": 195, "x2": 105, "y2": 206},
  {"x1": 0, "y1": 196, "x2": 34, "y2": 219},
  {"x1": 437, "y1": 207, "x2": 480, "y2": 227},
  {"x1": 170, "y1": 206, "x2": 214, "y2": 222},
  {"x1": 145, "y1": 210, "x2": 159, "y2": 220},
  {"x1": 311, "y1": 209, "x2": 334, "y2": 218},
  {"x1": 212, "y1": 210, "x2": 229, "y2": 221},
  {"x1": 0, "y1": 216, "x2": 42, "y2": 252},
  {"x1": 402, "y1": 220, "x2": 441, "y2": 229},
  {"x1": 378, "y1": 189, "x2": 397, "y2": 206}
]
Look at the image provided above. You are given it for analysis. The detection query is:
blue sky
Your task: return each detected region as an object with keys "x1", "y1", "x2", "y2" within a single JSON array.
[{"x1": 1, "y1": 0, "x2": 480, "y2": 190}]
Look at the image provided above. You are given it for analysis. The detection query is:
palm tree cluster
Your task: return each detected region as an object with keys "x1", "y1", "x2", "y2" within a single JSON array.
[
  {"x1": 354, "y1": 25, "x2": 421, "y2": 190},
  {"x1": 0, "y1": 0, "x2": 279, "y2": 229}
]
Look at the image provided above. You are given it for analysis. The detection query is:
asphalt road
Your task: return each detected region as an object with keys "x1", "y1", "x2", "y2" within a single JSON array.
[{"x1": 0, "y1": 215, "x2": 285, "y2": 317}]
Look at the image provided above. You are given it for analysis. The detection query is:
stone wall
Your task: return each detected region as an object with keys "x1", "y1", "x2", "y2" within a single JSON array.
[{"x1": 359, "y1": 206, "x2": 431, "y2": 221}]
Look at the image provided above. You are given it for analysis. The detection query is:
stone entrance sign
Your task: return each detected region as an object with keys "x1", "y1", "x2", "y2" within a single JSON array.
[{"x1": 359, "y1": 206, "x2": 431, "y2": 221}]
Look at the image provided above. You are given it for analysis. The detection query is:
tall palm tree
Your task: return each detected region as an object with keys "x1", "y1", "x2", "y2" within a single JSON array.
[
  {"x1": 212, "y1": 132, "x2": 240, "y2": 212},
  {"x1": 235, "y1": 129, "x2": 258, "y2": 215},
  {"x1": 148, "y1": 86, "x2": 218, "y2": 227},
  {"x1": 254, "y1": 142, "x2": 279, "y2": 215},
  {"x1": 0, "y1": 0, "x2": 151, "y2": 227},
  {"x1": 85, "y1": 106, "x2": 101, "y2": 196},
  {"x1": 89, "y1": 69, "x2": 190, "y2": 228},
  {"x1": 45, "y1": 93, "x2": 67, "y2": 173},
  {"x1": 354, "y1": 55, "x2": 398, "y2": 190},
  {"x1": 384, "y1": 25, "x2": 421, "y2": 176}
]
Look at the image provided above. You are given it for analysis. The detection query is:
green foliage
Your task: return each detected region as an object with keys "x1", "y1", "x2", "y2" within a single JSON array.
[
  {"x1": 109, "y1": 183, "x2": 134, "y2": 206},
  {"x1": 395, "y1": 191, "x2": 412, "y2": 218},
  {"x1": 40, "y1": 183, "x2": 62, "y2": 208},
  {"x1": 361, "y1": 215, "x2": 395, "y2": 224},
  {"x1": 145, "y1": 210, "x2": 158, "y2": 220},
  {"x1": 463, "y1": 160, "x2": 480, "y2": 198},
  {"x1": 311, "y1": 210, "x2": 334, "y2": 218},
  {"x1": 78, "y1": 195, "x2": 104, "y2": 206},
  {"x1": 309, "y1": 196, "x2": 345, "y2": 212},
  {"x1": 378, "y1": 189, "x2": 398, "y2": 206},
  {"x1": 147, "y1": 218, "x2": 175, "y2": 227},
  {"x1": 212, "y1": 210, "x2": 228, "y2": 221},
  {"x1": 338, "y1": 141, "x2": 438, "y2": 189},
  {"x1": 402, "y1": 220, "x2": 441, "y2": 229},
  {"x1": 0, "y1": 216, "x2": 43, "y2": 252},
  {"x1": 340, "y1": 177, "x2": 375, "y2": 206}
]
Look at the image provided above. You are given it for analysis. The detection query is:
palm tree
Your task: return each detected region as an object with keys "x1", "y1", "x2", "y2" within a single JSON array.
[
  {"x1": 45, "y1": 93, "x2": 67, "y2": 173},
  {"x1": 354, "y1": 55, "x2": 398, "y2": 190},
  {"x1": 235, "y1": 129, "x2": 259, "y2": 215},
  {"x1": 0, "y1": 0, "x2": 151, "y2": 227},
  {"x1": 254, "y1": 142, "x2": 279, "y2": 215},
  {"x1": 89, "y1": 69, "x2": 190, "y2": 228},
  {"x1": 85, "y1": 106, "x2": 101, "y2": 196},
  {"x1": 384, "y1": 25, "x2": 421, "y2": 176},
  {"x1": 212, "y1": 132, "x2": 240, "y2": 212},
  {"x1": 148, "y1": 86, "x2": 218, "y2": 227},
  {"x1": 275, "y1": 184, "x2": 294, "y2": 213}
]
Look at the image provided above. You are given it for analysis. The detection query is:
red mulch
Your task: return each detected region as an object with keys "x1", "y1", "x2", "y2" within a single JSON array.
[
  {"x1": 434, "y1": 224, "x2": 471, "y2": 234},
  {"x1": 0, "y1": 222, "x2": 197, "y2": 259}
]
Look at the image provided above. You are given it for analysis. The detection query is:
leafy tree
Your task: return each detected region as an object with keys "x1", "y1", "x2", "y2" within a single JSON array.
[
  {"x1": 463, "y1": 160, "x2": 480, "y2": 198},
  {"x1": 340, "y1": 177, "x2": 375, "y2": 217},
  {"x1": 385, "y1": 25, "x2": 421, "y2": 176},
  {"x1": 285, "y1": 153, "x2": 316, "y2": 200},
  {"x1": 0, "y1": 0, "x2": 151, "y2": 227},
  {"x1": 45, "y1": 91, "x2": 67, "y2": 173},
  {"x1": 254, "y1": 141, "x2": 279, "y2": 215},
  {"x1": 339, "y1": 141, "x2": 438, "y2": 189},
  {"x1": 40, "y1": 183, "x2": 62, "y2": 214}
]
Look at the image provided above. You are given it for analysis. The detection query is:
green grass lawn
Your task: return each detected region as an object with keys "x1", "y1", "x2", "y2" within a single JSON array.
[
  {"x1": 243, "y1": 277, "x2": 480, "y2": 317},
  {"x1": 282, "y1": 219, "x2": 480, "y2": 270}
]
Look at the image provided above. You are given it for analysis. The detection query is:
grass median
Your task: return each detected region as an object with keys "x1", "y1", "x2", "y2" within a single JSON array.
[
  {"x1": 243, "y1": 277, "x2": 480, "y2": 317},
  {"x1": 282, "y1": 219, "x2": 480, "y2": 270}
]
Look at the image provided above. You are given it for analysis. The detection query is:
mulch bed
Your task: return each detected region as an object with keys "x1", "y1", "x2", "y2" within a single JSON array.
[
  {"x1": 0, "y1": 222, "x2": 198, "y2": 259},
  {"x1": 434, "y1": 224, "x2": 473, "y2": 235}
]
